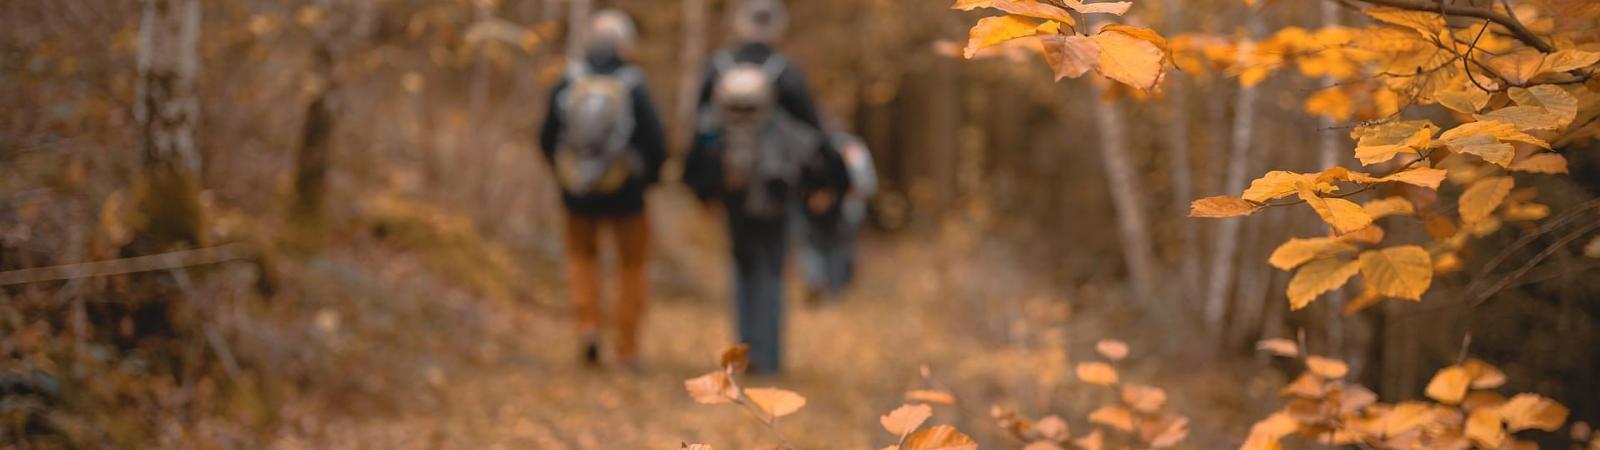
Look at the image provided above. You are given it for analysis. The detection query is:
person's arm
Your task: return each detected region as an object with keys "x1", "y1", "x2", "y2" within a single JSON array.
[
  {"x1": 538, "y1": 79, "x2": 570, "y2": 164},
  {"x1": 628, "y1": 81, "x2": 667, "y2": 185},
  {"x1": 774, "y1": 65, "x2": 825, "y2": 131}
]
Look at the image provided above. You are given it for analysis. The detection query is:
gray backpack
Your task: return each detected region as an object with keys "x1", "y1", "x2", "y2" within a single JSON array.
[
  {"x1": 708, "y1": 52, "x2": 819, "y2": 219},
  {"x1": 554, "y1": 63, "x2": 642, "y2": 196}
]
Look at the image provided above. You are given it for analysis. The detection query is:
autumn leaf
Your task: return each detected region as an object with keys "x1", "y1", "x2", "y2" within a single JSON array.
[
  {"x1": 1362, "y1": 7, "x2": 1445, "y2": 36},
  {"x1": 1340, "y1": 225, "x2": 1385, "y2": 245},
  {"x1": 1485, "y1": 50, "x2": 1544, "y2": 85},
  {"x1": 721, "y1": 344, "x2": 749, "y2": 374},
  {"x1": 1040, "y1": 34, "x2": 1101, "y2": 80},
  {"x1": 682, "y1": 443, "x2": 713, "y2": 450},
  {"x1": 1033, "y1": 415, "x2": 1071, "y2": 442},
  {"x1": 1351, "y1": 120, "x2": 1434, "y2": 166},
  {"x1": 1269, "y1": 237, "x2": 1356, "y2": 270},
  {"x1": 1298, "y1": 185, "x2": 1373, "y2": 234},
  {"x1": 1088, "y1": 405, "x2": 1136, "y2": 432},
  {"x1": 1376, "y1": 167, "x2": 1446, "y2": 189},
  {"x1": 1465, "y1": 409, "x2": 1506, "y2": 449},
  {"x1": 1436, "y1": 88, "x2": 1491, "y2": 114},
  {"x1": 902, "y1": 425, "x2": 978, "y2": 450},
  {"x1": 1102, "y1": 25, "x2": 1168, "y2": 52},
  {"x1": 1092, "y1": 28, "x2": 1166, "y2": 89},
  {"x1": 1073, "y1": 429, "x2": 1104, "y2": 450},
  {"x1": 1361, "y1": 196, "x2": 1415, "y2": 220},
  {"x1": 1139, "y1": 414, "x2": 1189, "y2": 448},
  {"x1": 1509, "y1": 85, "x2": 1578, "y2": 127},
  {"x1": 964, "y1": 15, "x2": 1043, "y2": 59},
  {"x1": 1306, "y1": 355, "x2": 1350, "y2": 378},
  {"x1": 906, "y1": 389, "x2": 958, "y2": 405},
  {"x1": 1358, "y1": 245, "x2": 1432, "y2": 301},
  {"x1": 1186, "y1": 196, "x2": 1259, "y2": 220},
  {"x1": 1095, "y1": 339, "x2": 1129, "y2": 361},
  {"x1": 1459, "y1": 176, "x2": 1514, "y2": 224},
  {"x1": 1122, "y1": 384, "x2": 1168, "y2": 413},
  {"x1": 1424, "y1": 365, "x2": 1471, "y2": 404},
  {"x1": 881, "y1": 403, "x2": 934, "y2": 436},
  {"x1": 1508, "y1": 153, "x2": 1568, "y2": 174},
  {"x1": 1383, "y1": 402, "x2": 1435, "y2": 437},
  {"x1": 1076, "y1": 362, "x2": 1118, "y2": 385},
  {"x1": 1462, "y1": 358, "x2": 1507, "y2": 389},
  {"x1": 1243, "y1": 171, "x2": 1330, "y2": 202},
  {"x1": 1541, "y1": 49, "x2": 1600, "y2": 73},
  {"x1": 744, "y1": 387, "x2": 806, "y2": 418},
  {"x1": 1499, "y1": 394, "x2": 1569, "y2": 432},
  {"x1": 1476, "y1": 106, "x2": 1568, "y2": 131},
  {"x1": 685, "y1": 370, "x2": 739, "y2": 404},
  {"x1": 1256, "y1": 338, "x2": 1299, "y2": 357},
  {"x1": 1287, "y1": 256, "x2": 1360, "y2": 310},
  {"x1": 1061, "y1": 0, "x2": 1132, "y2": 15}
]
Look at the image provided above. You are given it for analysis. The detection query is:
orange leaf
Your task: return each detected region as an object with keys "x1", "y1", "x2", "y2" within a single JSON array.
[
  {"x1": 1076, "y1": 362, "x2": 1118, "y2": 385},
  {"x1": 902, "y1": 424, "x2": 978, "y2": 450},
  {"x1": 1190, "y1": 195, "x2": 1260, "y2": 218},
  {"x1": 744, "y1": 387, "x2": 807, "y2": 418},
  {"x1": 881, "y1": 403, "x2": 934, "y2": 436}
]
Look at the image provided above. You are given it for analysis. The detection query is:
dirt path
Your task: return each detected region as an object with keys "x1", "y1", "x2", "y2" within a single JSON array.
[{"x1": 258, "y1": 193, "x2": 1261, "y2": 449}]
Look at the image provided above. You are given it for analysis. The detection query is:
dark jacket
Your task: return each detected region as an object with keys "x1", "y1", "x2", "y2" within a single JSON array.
[
  {"x1": 539, "y1": 52, "x2": 667, "y2": 217},
  {"x1": 682, "y1": 43, "x2": 849, "y2": 217}
]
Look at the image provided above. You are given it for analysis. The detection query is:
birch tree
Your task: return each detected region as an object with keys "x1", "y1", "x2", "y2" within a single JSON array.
[{"x1": 132, "y1": 0, "x2": 205, "y2": 248}]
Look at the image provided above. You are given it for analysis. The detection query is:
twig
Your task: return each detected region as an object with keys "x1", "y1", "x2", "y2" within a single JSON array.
[
  {"x1": 0, "y1": 242, "x2": 254, "y2": 286},
  {"x1": 731, "y1": 394, "x2": 796, "y2": 450},
  {"x1": 1342, "y1": 0, "x2": 1555, "y2": 52},
  {"x1": 1468, "y1": 218, "x2": 1600, "y2": 307}
]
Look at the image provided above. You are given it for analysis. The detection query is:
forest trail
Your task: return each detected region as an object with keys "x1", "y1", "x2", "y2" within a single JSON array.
[{"x1": 252, "y1": 189, "x2": 1263, "y2": 450}]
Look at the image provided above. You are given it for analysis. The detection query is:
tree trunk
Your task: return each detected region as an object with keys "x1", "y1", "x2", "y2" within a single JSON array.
[
  {"x1": 1203, "y1": 20, "x2": 1261, "y2": 333},
  {"x1": 1319, "y1": 0, "x2": 1349, "y2": 358},
  {"x1": 1162, "y1": 0, "x2": 1200, "y2": 308},
  {"x1": 1085, "y1": 86, "x2": 1159, "y2": 301},
  {"x1": 565, "y1": 0, "x2": 591, "y2": 59},
  {"x1": 132, "y1": 0, "x2": 204, "y2": 249},
  {"x1": 674, "y1": 0, "x2": 708, "y2": 148},
  {"x1": 291, "y1": 45, "x2": 335, "y2": 223}
]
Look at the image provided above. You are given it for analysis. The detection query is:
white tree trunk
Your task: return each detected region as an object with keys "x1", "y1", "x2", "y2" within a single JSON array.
[
  {"x1": 1319, "y1": 0, "x2": 1348, "y2": 358},
  {"x1": 136, "y1": 0, "x2": 201, "y2": 174},
  {"x1": 1203, "y1": 21, "x2": 1260, "y2": 331},
  {"x1": 1087, "y1": 86, "x2": 1159, "y2": 301},
  {"x1": 1163, "y1": 0, "x2": 1200, "y2": 307},
  {"x1": 675, "y1": 0, "x2": 708, "y2": 144}
]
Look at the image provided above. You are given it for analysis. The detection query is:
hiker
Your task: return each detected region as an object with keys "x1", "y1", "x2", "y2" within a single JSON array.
[
  {"x1": 538, "y1": 9, "x2": 666, "y2": 369},
  {"x1": 796, "y1": 132, "x2": 876, "y2": 303},
  {"x1": 683, "y1": 0, "x2": 848, "y2": 374}
]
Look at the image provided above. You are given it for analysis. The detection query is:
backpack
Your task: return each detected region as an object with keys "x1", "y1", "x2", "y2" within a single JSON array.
[
  {"x1": 708, "y1": 52, "x2": 819, "y2": 219},
  {"x1": 553, "y1": 63, "x2": 642, "y2": 196}
]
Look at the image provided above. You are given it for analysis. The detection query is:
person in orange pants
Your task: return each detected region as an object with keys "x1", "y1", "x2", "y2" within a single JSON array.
[{"x1": 539, "y1": 10, "x2": 665, "y2": 369}]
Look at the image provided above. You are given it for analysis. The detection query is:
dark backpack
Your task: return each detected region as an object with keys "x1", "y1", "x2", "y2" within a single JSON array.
[
  {"x1": 706, "y1": 52, "x2": 819, "y2": 219},
  {"x1": 553, "y1": 63, "x2": 642, "y2": 196}
]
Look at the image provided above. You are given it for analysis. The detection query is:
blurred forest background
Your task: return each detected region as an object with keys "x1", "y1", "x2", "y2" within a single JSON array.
[{"x1": 3, "y1": 0, "x2": 1599, "y2": 448}]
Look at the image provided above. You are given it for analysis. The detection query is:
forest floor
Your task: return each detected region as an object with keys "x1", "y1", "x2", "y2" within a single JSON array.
[{"x1": 234, "y1": 189, "x2": 1278, "y2": 450}]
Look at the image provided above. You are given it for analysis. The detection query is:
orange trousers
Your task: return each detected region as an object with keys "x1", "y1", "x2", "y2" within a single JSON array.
[{"x1": 563, "y1": 211, "x2": 651, "y2": 360}]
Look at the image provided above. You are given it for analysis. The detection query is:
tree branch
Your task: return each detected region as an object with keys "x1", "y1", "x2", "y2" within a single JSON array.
[{"x1": 1340, "y1": 0, "x2": 1555, "y2": 52}]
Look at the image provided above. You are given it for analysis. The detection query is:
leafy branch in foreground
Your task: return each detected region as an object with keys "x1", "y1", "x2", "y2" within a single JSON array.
[{"x1": 990, "y1": 339, "x2": 1189, "y2": 450}]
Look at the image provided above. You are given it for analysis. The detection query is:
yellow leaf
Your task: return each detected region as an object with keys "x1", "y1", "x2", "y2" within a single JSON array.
[
  {"x1": 744, "y1": 387, "x2": 807, "y2": 418},
  {"x1": 1139, "y1": 413, "x2": 1189, "y2": 448},
  {"x1": 964, "y1": 15, "x2": 1042, "y2": 59},
  {"x1": 1092, "y1": 28, "x2": 1166, "y2": 89},
  {"x1": 1541, "y1": 49, "x2": 1600, "y2": 73},
  {"x1": 1476, "y1": 106, "x2": 1567, "y2": 131},
  {"x1": 1305, "y1": 88, "x2": 1354, "y2": 121},
  {"x1": 902, "y1": 424, "x2": 978, "y2": 450},
  {"x1": 1076, "y1": 361, "x2": 1118, "y2": 385},
  {"x1": 961, "y1": 0, "x2": 1076, "y2": 26},
  {"x1": 1362, "y1": 196, "x2": 1415, "y2": 219},
  {"x1": 1269, "y1": 237, "x2": 1356, "y2": 270},
  {"x1": 1074, "y1": 428, "x2": 1105, "y2": 450},
  {"x1": 1358, "y1": 245, "x2": 1433, "y2": 300},
  {"x1": 1122, "y1": 384, "x2": 1168, "y2": 413},
  {"x1": 1437, "y1": 120, "x2": 1551, "y2": 150},
  {"x1": 1508, "y1": 153, "x2": 1568, "y2": 174},
  {"x1": 1061, "y1": 0, "x2": 1132, "y2": 15},
  {"x1": 1243, "y1": 171, "x2": 1323, "y2": 202},
  {"x1": 1101, "y1": 25, "x2": 1168, "y2": 53},
  {"x1": 684, "y1": 371, "x2": 738, "y2": 404},
  {"x1": 1088, "y1": 405, "x2": 1136, "y2": 432},
  {"x1": 1503, "y1": 202, "x2": 1549, "y2": 221},
  {"x1": 1288, "y1": 257, "x2": 1360, "y2": 310},
  {"x1": 905, "y1": 389, "x2": 958, "y2": 405},
  {"x1": 1499, "y1": 394, "x2": 1569, "y2": 432},
  {"x1": 1436, "y1": 88, "x2": 1492, "y2": 113},
  {"x1": 1341, "y1": 225, "x2": 1385, "y2": 245},
  {"x1": 1509, "y1": 85, "x2": 1579, "y2": 127},
  {"x1": 1281, "y1": 372, "x2": 1327, "y2": 398},
  {"x1": 1096, "y1": 339, "x2": 1129, "y2": 361},
  {"x1": 1486, "y1": 50, "x2": 1544, "y2": 85},
  {"x1": 1256, "y1": 338, "x2": 1299, "y2": 357},
  {"x1": 1383, "y1": 402, "x2": 1435, "y2": 437},
  {"x1": 1465, "y1": 409, "x2": 1506, "y2": 449},
  {"x1": 1424, "y1": 365, "x2": 1472, "y2": 404},
  {"x1": 881, "y1": 404, "x2": 934, "y2": 436},
  {"x1": 1040, "y1": 34, "x2": 1101, "y2": 80},
  {"x1": 1362, "y1": 7, "x2": 1445, "y2": 36},
  {"x1": 1298, "y1": 185, "x2": 1373, "y2": 234},
  {"x1": 1352, "y1": 120, "x2": 1435, "y2": 166},
  {"x1": 1379, "y1": 167, "x2": 1447, "y2": 189},
  {"x1": 1033, "y1": 415, "x2": 1071, "y2": 442},
  {"x1": 1306, "y1": 355, "x2": 1350, "y2": 378},
  {"x1": 1462, "y1": 358, "x2": 1507, "y2": 389},
  {"x1": 1460, "y1": 176, "x2": 1514, "y2": 223}
]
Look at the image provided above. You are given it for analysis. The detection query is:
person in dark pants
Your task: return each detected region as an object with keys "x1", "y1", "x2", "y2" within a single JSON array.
[
  {"x1": 796, "y1": 133, "x2": 876, "y2": 303},
  {"x1": 682, "y1": 0, "x2": 847, "y2": 374},
  {"x1": 537, "y1": 10, "x2": 666, "y2": 370}
]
